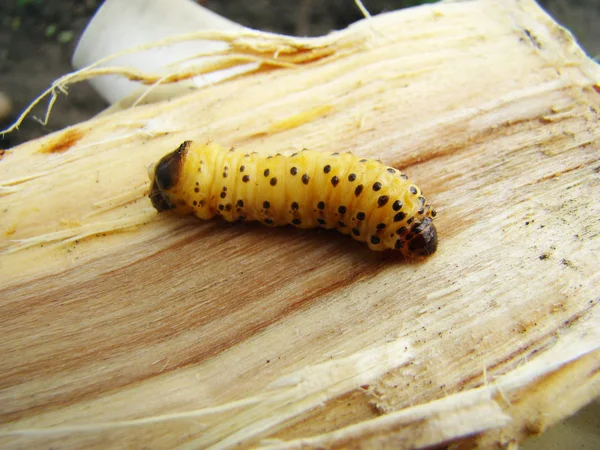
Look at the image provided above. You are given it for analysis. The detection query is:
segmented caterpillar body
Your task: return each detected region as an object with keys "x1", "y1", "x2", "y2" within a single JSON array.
[{"x1": 149, "y1": 141, "x2": 437, "y2": 256}]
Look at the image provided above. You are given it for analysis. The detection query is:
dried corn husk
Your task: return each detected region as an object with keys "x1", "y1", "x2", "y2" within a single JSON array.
[{"x1": 1, "y1": 0, "x2": 599, "y2": 449}]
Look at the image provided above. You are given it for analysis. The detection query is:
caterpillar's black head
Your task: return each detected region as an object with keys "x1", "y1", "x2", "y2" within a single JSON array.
[
  {"x1": 408, "y1": 218, "x2": 438, "y2": 256},
  {"x1": 149, "y1": 141, "x2": 191, "y2": 212}
]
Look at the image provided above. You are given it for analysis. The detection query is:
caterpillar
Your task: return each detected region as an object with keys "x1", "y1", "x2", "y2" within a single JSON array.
[{"x1": 148, "y1": 141, "x2": 437, "y2": 257}]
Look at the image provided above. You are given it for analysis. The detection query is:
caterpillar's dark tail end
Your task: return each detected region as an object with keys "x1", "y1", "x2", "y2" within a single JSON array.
[
  {"x1": 408, "y1": 218, "x2": 438, "y2": 257},
  {"x1": 149, "y1": 140, "x2": 191, "y2": 212}
]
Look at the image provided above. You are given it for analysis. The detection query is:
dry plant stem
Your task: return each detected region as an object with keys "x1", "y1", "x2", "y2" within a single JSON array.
[{"x1": 1, "y1": 0, "x2": 599, "y2": 449}]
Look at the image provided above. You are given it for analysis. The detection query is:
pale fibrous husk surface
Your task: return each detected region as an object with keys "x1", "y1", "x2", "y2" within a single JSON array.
[{"x1": 1, "y1": 0, "x2": 599, "y2": 449}]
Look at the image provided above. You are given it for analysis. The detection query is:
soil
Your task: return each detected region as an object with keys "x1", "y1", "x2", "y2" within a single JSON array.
[{"x1": 0, "y1": 0, "x2": 598, "y2": 149}]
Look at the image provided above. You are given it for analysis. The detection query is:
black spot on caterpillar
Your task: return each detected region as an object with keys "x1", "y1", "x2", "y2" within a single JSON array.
[{"x1": 149, "y1": 141, "x2": 438, "y2": 257}]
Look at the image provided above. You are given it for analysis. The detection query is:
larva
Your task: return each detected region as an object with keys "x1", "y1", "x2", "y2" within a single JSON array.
[{"x1": 149, "y1": 141, "x2": 437, "y2": 256}]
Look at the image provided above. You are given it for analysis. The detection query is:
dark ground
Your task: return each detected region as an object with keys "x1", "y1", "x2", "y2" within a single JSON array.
[{"x1": 0, "y1": 0, "x2": 598, "y2": 149}]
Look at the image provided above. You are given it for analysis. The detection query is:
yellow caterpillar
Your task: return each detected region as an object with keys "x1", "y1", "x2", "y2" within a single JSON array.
[{"x1": 149, "y1": 141, "x2": 437, "y2": 257}]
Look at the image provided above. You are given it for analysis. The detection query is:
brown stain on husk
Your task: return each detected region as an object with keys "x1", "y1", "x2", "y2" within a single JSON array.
[
  {"x1": 38, "y1": 128, "x2": 85, "y2": 154},
  {"x1": 0, "y1": 223, "x2": 388, "y2": 423}
]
